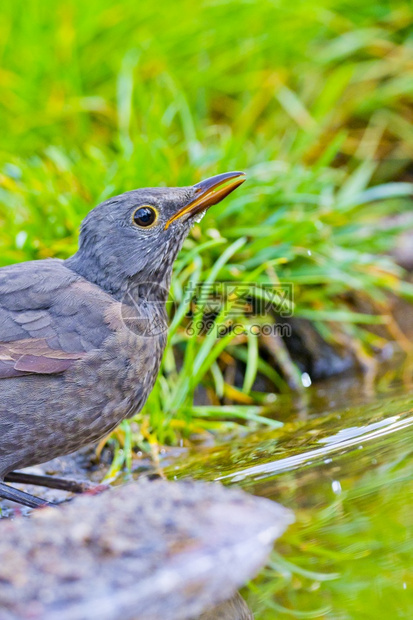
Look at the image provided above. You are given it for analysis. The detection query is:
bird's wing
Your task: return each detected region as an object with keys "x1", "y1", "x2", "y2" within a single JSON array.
[
  {"x1": 0, "y1": 339, "x2": 87, "y2": 376},
  {"x1": 0, "y1": 259, "x2": 118, "y2": 379}
]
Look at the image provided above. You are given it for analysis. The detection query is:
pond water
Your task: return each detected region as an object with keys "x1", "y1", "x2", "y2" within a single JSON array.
[{"x1": 165, "y1": 368, "x2": 413, "y2": 619}]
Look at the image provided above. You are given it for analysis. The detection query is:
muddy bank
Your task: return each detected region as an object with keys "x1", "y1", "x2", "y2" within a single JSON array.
[{"x1": 0, "y1": 479, "x2": 293, "y2": 620}]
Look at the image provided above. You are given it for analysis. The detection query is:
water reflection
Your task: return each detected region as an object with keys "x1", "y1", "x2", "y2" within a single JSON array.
[
  {"x1": 166, "y1": 378, "x2": 413, "y2": 618},
  {"x1": 218, "y1": 412, "x2": 413, "y2": 483}
]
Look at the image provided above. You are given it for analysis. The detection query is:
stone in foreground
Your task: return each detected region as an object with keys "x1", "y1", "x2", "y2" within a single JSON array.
[{"x1": 0, "y1": 479, "x2": 293, "y2": 620}]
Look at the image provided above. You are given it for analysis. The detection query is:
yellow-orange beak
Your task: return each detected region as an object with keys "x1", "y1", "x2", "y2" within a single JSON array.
[{"x1": 164, "y1": 171, "x2": 246, "y2": 230}]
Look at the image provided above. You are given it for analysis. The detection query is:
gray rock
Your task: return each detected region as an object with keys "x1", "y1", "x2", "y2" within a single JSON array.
[{"x1": 0, "y1": 479, "x2": 293, "y2": 620}]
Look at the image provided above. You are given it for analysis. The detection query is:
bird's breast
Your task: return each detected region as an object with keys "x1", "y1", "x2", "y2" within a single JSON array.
[{"x1": 73, "y1": 321, "x2": 168, "y2": 422}]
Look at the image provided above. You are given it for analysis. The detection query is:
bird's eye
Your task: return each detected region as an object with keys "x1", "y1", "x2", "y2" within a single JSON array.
[{"x1": 132, "y1": 206, "x2": 158, "y2": 228}]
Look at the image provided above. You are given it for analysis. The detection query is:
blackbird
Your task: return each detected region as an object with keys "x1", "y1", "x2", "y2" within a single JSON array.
[{"x1": 0, "y1": 171, "x2": 246, "y2": 508}]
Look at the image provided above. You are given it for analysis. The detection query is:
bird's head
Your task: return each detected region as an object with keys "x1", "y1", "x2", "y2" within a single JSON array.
[{"x1": 66, "y1": 172, "x2": 246, "y2": 299}]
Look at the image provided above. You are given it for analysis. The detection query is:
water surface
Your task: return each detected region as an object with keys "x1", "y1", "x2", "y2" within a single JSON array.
[{"x1": 165, "y1": 370, "x2": 413, "y2": 618}]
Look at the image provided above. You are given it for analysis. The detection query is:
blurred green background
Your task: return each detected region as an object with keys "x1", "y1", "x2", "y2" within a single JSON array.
[
  {"x1": 1, "y1": 3, "x2": 413, "y2": 618},
  {"x1": 1, "y1": 0, "x2": 413, "y2": 442}
]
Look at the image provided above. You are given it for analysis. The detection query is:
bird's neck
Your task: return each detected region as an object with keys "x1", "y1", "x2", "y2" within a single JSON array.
[{"x1": 65, "y1": 252, "x2": 173, "y2": 304}]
